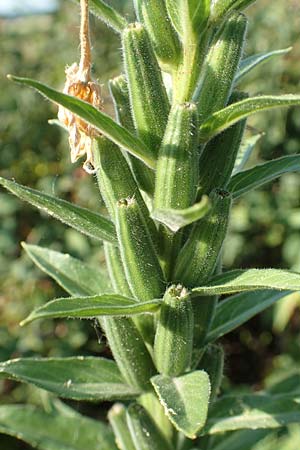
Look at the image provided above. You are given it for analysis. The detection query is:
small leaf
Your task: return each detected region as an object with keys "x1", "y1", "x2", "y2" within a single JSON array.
[
  {"x1": 211, "y1": 0, "x2": 256, "y2": 21},
  {"x1": 0, "y1": 404, "x2": 117, "y2": 450},
  {"x1": 126, "y1": 403, "x2": 172, "y2": 450},
  {"x1": 0, "y1": 357, "x2": 139, "y2": 401},
  {"x1": 268, "y1": 372, "x2": 300, "y2": 397},
  {"x1": 21, "y1": 295, "x2": 162, "y2": 325},
  {"x1": 166, "y1": 0, "x2": 210, "y2": 36},
  {"x1": 235, "y1": 47, "x2": 292, "y2": 84},
  {"x1": 76, "y1": 0, "x2": 128, "y2": 33},
  {"x1": 8, "y1": 75, "x2": 156, "y2": 169},
  {"x1": 151, "y1": 196, "x2": 211, "y2": 232},
  {"x1": 0, "y1": 177, "x2": 116, "y2": 244},
  {"x1": 229, "y1": 155, "x2": 300, "y2": 198},
  {"x1": 199, "y1": 95, "x2": 300, "y2": 143},
  {"x1": 190, "y1": 0, "x2": 211, "y2": 32},
  {"x1": 23, "y1": 243, "x2": 112, "y2": 296},
  {"x1": 212, "y1": 430, "x2": 272, "y2": 450},
  {"x1": 108, "y1": 404, "x2": 136, "y2": 450},
  {"x1": 207, "y1": 290, "x2": 291, "y2": 343},
  {"x1": 151, "y1": 371, "x2": 210, "y2": 438},
  {"x1": 232, "y1": 133, "x2": 263, "y2": 175},
  {"x1": 48, "y1": 118, "x2": 68, "y2": 130},
  {"x1": 192, "y1": 269, "x2": 300, "y2": 296},
  {"x1": 273, "y1": 293, "x2": 300, "y2": 333},
  {"x1": 204, "y1": 393, "x2": 300, "y2": 434}
]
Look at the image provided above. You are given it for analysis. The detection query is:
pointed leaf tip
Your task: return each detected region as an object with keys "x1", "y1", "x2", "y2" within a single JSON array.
[
  {"x1": 199, "y1": 95, "x2": 300, "y2": 142},
  {"x1": 229, "y1": 155, "x2": 300, "y2": 198},
  {"x1": 0, "y1": 357, "x2": 140, "y2": 401},
  {"x1": 22, "y1": 243, "x2": 112, "y2": 297},
  {"x1": 20, "y1": 294, "x2": 162, "y2": 325},
  {"x1": 151, "y1": 196, "x2": 211, "y2": 232},
  {"x1": 0, "y1": 177, "x2": 117, "y2": 244},
  {"x1": 192, "y1": 268, "x2": 300, "y2": 296}
]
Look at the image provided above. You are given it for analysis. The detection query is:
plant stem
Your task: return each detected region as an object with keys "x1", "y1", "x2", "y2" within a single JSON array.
[{"x1": 79, "y1": 0, "x2": 91, "y2": 81}]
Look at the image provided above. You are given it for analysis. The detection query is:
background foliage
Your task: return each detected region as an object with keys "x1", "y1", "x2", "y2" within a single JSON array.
[{"x1": 0, "y1": 0, "x2": 300, "y2": 448}]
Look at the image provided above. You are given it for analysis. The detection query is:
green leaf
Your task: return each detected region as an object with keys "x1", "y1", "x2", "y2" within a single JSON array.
[
  {"x1": 229, "y1": 155, "x2": 300, "y2": 198},
  {"x1": 108, "y1": 404, "x2": 136, "y2": 450},
  {"x1": 192, "y1": 269, "x2": 300, "y2": 296},
  {"x1": 126, "y1": 403, "x2": 172, "y2": 450},
  {"x1": 232, "y1": 133, "x2": 263, "y2": 175},
  {"x1": 23, "y1": 243, "x2": 112, "y2": 296},
  {"x1": 211, "y1": 0, "x2": 256, "y2": 21},
  {"x1": 268, "y1": 372, "x2": 300, "y2": 397},
  {"x1": 0, "y1": 177, "x2": 116, "y2": 244},
  {"x1": 190, "y1": 0, "x2": 211, "y2": 32},
  {"x1": 166, "y1": 0, "x2": 210, "y2": 36},
  {"x1": 21, "y1": 295, "x2": 162, "y2": 325},
  {"x1": 0, "y1": 356, "x2": 139, "y2": 401},
  {"x1": 0, "y1": 404, "x2": 117, "y2": 450},
  {"x1": 151, "y1": 371, "x2": 210, "y2": 438},
  {"x1": 151, "y1": 195, "x2": 211, "y2": 232},
  {"x1": 199, "y1": 95, "x2": 300, "y2": 143},
  {"x1": 235, "y1": 47, "x2": 292, "y2": 84},
  {"x1": 211, "y1": 430, "x2": 271, "y2": 450},
  {"x1": 76, "y1": 0, "x2": 128, "y2": 33},
  {"x1": 207, "y1": 290, "x2": 290, "y2": 343},
  {"x1": 272, "y1": 293, "x2": 300, "y2": 333},
  {"x1": 203, "y1": 393, "x2": 300, "y2": 435},
  {"x1": 7, "y1": 75, "x2": 156, "y2": 169},
  {"x1": 48, "y1": 117, "x2": 68, "y2": 130}
]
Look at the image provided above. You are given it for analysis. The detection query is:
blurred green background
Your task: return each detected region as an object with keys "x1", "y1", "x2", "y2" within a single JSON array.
[{"x1": 0, "y1": 0, "x2": 300, "y2": 448}]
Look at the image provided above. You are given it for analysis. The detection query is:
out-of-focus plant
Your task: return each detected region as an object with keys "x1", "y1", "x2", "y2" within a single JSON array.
[
  {"x1": 0, "y1": 1, "x2": 124, "y2": 366},
  {"x1": 222, "y1": 0, "x2": 300, "y2": 349},
  {"x1": 1, "y1": 1, "x2": 300, "y2": 449}
]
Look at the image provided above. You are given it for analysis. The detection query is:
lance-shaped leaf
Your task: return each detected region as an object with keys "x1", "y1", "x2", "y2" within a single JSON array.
[
  {"x1": 151, "y1": 196, "x2": 211, "y2": 232},
  {"x1": 192, "y1": 269, "x2": 300, "y2": 296},
  {"x1": 211, "y1": 0, "x2": 256, "y2": 21},
  {"x1": 199, "y1": 95, "x2": 300, "y2": 143},
  {"x1": 229, "y1": 155, "x2": 300, "y2": 198},
  {"x1": 207, "y1": 290, "x2": 291, "y2": 343},
  {"x1": 203, "y1": 393, "x2": 300, "y2": 435},
  {"x1": 0, "y1": 177, "x2": 116, "y2": 244},
  {"x1": 7, "y1": 75, "x2": 156, "y2": 169},
  {"x1": 21, "y1": 294, "x2": 162, "y2": 325},
  {"x1": 0, "y1": 357, "x2": 140, "y2": 401},
  {"x1": 23, "y1": 243, "x2": 112, "y2": 296},
  {"x1": 232, "y1": 133, "x2": 263, "y2": 175},
  {"x1": 267, "y1": 372, "x2": 300, "y2": 397},
  {"x1": 0, "y1": 404, "x2": 117, "y2": 450},
  {"x1": 151, "y1": 371, "x2": 210, "y2": 438},
  {"x1": 235, "y1": 47, "x2": 292, "y2": 84},
  {"x1": 211, "y1": 430, "x2": 274, "y2": 450},
  {"x1": 75, "y1": 0, "x2": 128, "y2": 33}
]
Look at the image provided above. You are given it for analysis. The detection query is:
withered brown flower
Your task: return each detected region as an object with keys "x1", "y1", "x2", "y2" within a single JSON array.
[{"x1": 58, "y1": 0, "x2": 102, "y2": 174}]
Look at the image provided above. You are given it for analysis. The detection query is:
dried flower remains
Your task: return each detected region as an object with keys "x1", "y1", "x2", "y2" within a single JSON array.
[{"x1": 58, "y1": 0, "x2": 102, "y2": 173}]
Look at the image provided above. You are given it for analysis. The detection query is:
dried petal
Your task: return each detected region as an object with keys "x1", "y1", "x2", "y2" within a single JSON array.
[{"x1": 58, "y1": 63, "x2": 103, "y2": 172}]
